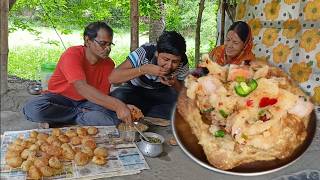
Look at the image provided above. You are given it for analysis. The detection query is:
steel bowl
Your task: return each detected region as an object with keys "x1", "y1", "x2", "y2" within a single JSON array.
[
  {"x1": 172, "y1": 107, "x2": 317, "y2": 176},
  {"x1": 27, "y1": 82, "x2": 42, "y2": 95},
  {"x1": 137, "y1": 132, "x2": 164, "y2": 157}
]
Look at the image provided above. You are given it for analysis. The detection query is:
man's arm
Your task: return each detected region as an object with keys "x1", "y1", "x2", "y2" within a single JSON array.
[
  {"x1": 108, "y1": 60, "x2": 144, "y2": 84},
  {"x1": 109, "y1": 59, "x2": 167, "y2": 84},
  {"x1": 73, "y1": 80, "x2": 131, "y2": 122}
]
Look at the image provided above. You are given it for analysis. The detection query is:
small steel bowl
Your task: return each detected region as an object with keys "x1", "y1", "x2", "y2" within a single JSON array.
[
  {"x1": 137, "y1": 132, "x2": 164, "y2": 157},
  {"x1": 27, "y1": 83, "x2": 42, "y2": 95}
]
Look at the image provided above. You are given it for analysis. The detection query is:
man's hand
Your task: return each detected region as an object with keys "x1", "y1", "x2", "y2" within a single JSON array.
[
  {"x1": 127, "y1": 104, "x2": 144, "y2": 121},
  {"x1": 115, "y1": 102, "x2": 132, "y2": 123},
  {"x1": 141, "y1": 64, "x2": 167, "y2": 76},
  {"x1": 160, "y1": 75, "x2": 177, "y2": 86}
]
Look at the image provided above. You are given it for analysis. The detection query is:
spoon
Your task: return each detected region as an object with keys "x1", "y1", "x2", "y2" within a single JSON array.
[{"x1": 133, "y1": 122, "x2": 149, "y2": 142}]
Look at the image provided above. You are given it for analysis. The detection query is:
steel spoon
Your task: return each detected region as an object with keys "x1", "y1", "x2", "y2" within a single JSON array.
[{"x1": 133, "y1": 122, "x2": 149, "y2": 142}]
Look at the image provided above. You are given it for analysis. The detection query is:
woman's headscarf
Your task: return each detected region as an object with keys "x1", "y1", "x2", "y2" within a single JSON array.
[{"x1": 209, "y1": 25, "x2": 254, "y2": 65}]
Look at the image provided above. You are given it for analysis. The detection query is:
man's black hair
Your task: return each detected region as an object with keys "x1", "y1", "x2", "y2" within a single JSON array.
[
  {"x1": 156, "y1": 31, "x2": 187, "y2": 64},
  {"x1": 83, "y1": 21, "x2": 113, "y2": 40}
]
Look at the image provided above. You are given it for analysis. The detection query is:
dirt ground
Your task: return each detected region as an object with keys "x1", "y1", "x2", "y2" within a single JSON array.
[{"x1": 1, "y1": 76, "x2": 39, "y2": 134}]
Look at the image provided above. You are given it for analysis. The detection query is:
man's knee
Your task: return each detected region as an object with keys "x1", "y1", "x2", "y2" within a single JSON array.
[
  {"x1": 76, "y1": 111, "x2": 120, "y2": 126},
  {"x1": 22, "y1": 96, "x2": 50, "y2": 122},
  {"x1": 163, "y1": 88, "x2": 178, "y2": 102},
  {"x1": 146, "y1": 103, "x2": 174, "y2": 120}
]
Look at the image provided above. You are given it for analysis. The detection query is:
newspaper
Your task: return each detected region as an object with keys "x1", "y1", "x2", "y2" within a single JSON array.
[{"x1": 0, "y1": 126, "x2": 149, "y2": 180}]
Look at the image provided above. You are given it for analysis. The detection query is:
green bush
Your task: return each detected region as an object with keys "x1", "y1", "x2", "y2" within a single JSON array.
[{"x1": 187, "y1": 47, "x2": 196, "y2": 68}]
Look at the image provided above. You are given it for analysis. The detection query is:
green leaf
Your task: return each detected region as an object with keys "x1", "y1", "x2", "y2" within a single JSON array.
[
  {"x1": 45, "y1": 40, "x2": 60, "y2": 46},
  {"x1": 201, "y1": 107, "x2": 215, "y2": 113},
  {"x1": 219, "y1": 109, "x2": 229, "y2": 118},
  {"x1": 214, "y1": 130, "x2": 225, "y2": 138},
  {"x1": 307, "y1": 61, "x2": 314, "y2": 67},
  {"x1": 258, "y1": 110, "x2": 265, "y2": 116},
  {"x1": 235, "y1": 76, "x2": 246, "y2": 83},
  {"x1": 241, "y1": 133, "x2": 248, "y2": 140}
]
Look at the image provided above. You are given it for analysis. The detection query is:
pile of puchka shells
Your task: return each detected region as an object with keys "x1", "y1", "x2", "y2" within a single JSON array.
[{"x1": 5, "y1": 127, "x2": 108, "y2": 179}]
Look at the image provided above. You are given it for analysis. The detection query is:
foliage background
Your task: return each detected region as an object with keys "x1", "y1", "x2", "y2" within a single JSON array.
[{"x1": 8, "y1": 0, "x2": 219, "y2": 80}]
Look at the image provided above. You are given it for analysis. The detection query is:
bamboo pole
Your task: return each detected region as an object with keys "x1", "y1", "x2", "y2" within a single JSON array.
[
  {"x1": 149, "y1": 0, "x2": 165, "y2": 44},
  {"x1": 1, "y1": 0, "x2": 9, "y2": 95},
  {"x1": 195, "y1": 0, "x2": 206, "y2": 66},
  {"x1": 130, "y1": 0, "x2": 139, "y2": 52},
  {"x1": 220, "y1": 0, "x2": 226, "y2": 45},
  {"x1": 9, "y1": 0, "x2": 17, "y2": 10}
]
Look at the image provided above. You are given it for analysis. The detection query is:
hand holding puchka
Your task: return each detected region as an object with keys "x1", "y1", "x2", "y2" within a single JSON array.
[
  {"x1": 159, "y1": 75, "x2": 177, "y2": 87},
  {"x1": 140, "y1": 64, "x2": 168, "y2": 77}
]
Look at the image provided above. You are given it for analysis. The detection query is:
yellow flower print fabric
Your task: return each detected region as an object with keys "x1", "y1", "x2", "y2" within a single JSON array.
[
  {"x1": 248, "y1": 18, "x2": 262, "y2": 36},
  {"x1": 284, "y1": 0, "x2": 299, "y2": 5},
  {"x1": 263, "y1": 28, "x2": 279, "y2": 47},
  {"x1": 236, "y1": 0, "x2": 320, "y2": 105},
  {"x1": 304, "y1": 0, "x2": 320, "y2": 21},
  {"x1": 282, "y1": 19, "x2": 301, "y2": 39},
  {"x1": 300, "y1": 29, "x2": 320, "y2": 52},
  {"x1": 273, "y1": 44, "x2": 291, "y2": 64},
  {"x1": 289, "y1": 62, "x2": 313, "y2": 83},
  {"x1": 264, "y1": 0, "x2": 281, "y2": 20}
]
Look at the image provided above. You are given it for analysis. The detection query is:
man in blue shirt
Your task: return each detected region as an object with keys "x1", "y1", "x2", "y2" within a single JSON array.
[{"x1": 109, "y1": 31, "x2": 189, "y2": 120}]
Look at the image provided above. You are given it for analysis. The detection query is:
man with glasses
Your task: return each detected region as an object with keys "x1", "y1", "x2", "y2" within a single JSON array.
[
  {"x1": 22, "y1": 21, "x2": 135, "y2": 127},
  {"x1": 109, "y1": 31, "x2": 189, "y2": 121}
]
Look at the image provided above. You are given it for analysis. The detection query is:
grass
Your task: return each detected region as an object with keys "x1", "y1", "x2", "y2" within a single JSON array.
[
  {"x1": 8, "y1": 45, "x2": 132, "y2": 80},
  {"x1": 8, "y1": 27, "x2": 202, "y2": 80},
  {"x1": 8, "y1": 46, "x2": 63, "y2": 80}
]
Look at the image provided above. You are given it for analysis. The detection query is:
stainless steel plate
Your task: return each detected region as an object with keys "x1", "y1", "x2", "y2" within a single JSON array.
[{"x1": 172, "y1": 108, "x2": 317, "y2": 176}]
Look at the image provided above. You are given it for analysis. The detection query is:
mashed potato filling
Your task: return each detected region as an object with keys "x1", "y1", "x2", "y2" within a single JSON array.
[{"x1": 178, "y1": 59, "x2": 313, "y2": 170}]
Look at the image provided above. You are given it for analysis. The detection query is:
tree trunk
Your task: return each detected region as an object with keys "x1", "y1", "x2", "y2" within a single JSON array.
[
  {"x1": 1, "y1": 0, "x2": 9, "y2": 95},
  {"x1": 149, "y1": 0, "x2": 165, "y2": 44},
  {"x1": 9, "y1": 0, "x2": 16, "y2": 10},
  {"x1": 130, "y1": 0, "x2": 139, "y2": 52},
  {"x1": 220, "y1": 0, "x2": 226, "y2": 45},
  {"x1": 195, "y1": 0, "x2": 205, "y2": 66}
]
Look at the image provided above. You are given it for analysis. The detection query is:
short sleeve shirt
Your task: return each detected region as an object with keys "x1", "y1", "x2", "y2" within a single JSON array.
[
  {"x1": 48, "y1": 45, "x2": 115, "y2": 101},
  {"x1": 127, "y1": 43, "x2": 189, "y2": 89}
]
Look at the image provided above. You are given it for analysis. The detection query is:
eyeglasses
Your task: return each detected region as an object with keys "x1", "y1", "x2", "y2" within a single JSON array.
[{"x1": 93, "y1": 39, "x2": 115, "y2": 48}]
